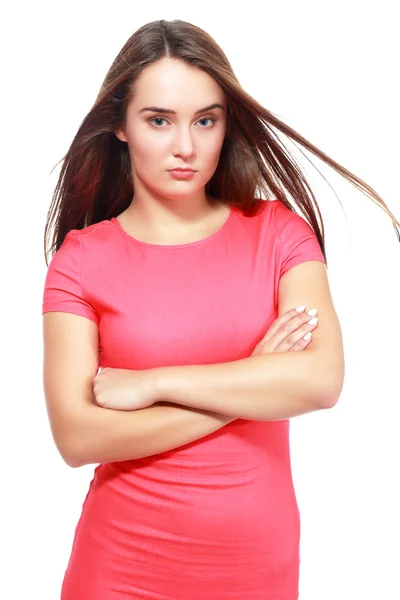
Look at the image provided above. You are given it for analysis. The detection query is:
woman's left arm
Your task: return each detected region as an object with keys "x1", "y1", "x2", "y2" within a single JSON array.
[{"x1": 154, "y1": 261, "x2": 345, "y2": 421}]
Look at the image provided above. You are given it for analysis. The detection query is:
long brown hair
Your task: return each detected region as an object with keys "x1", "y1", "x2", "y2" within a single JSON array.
[{"x1": 44, "y1": 18, "x2": 400, "y2": 267}]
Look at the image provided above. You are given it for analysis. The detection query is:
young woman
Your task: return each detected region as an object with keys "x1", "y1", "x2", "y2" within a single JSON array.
[{"x1": 42, "y1": 19, "x2": 399, "y2": 600}]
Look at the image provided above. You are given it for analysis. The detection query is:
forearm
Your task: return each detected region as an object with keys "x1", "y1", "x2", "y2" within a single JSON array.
[
  {"x1": 70, "y1": 401, "x2": 236, "y2": 467},
  {"x1": 156, "y1": 351, "x2": 337, "y2": 421}
]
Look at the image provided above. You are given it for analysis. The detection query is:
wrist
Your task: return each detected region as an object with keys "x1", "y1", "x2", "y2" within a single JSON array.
[
  {"x1": 150, "y1": 367, "x2": 167, "y2": 402},
  {"x1": 151, "y1": 365, "x2": 178, "y2": 404}
]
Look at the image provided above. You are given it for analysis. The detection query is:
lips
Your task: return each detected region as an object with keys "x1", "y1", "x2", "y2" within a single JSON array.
[{"x1": 168, "y1": 169, "x2": 196, "y2": 180}]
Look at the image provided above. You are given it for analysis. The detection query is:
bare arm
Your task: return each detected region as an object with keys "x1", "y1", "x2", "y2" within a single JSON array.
[
  {"x1": 43, "y1": 311, "x2": 236, "y2": 468},
  {"x1": 155, "y1": 351, "x2": 330, "y2": 421},
  {"x1": 72, "y1": 401, "x2": 235, "y2": 467},
  {"x1": 44, "y1": 261, "x2": 343, "y2": 467},
  {"x1": 152, "y1": 261, "x2": 344, "y2": 420}
]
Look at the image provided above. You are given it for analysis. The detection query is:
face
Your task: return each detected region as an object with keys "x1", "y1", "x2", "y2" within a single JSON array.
[{"x1": 115, "y1": 57, "x2": 227, "y2": 203}]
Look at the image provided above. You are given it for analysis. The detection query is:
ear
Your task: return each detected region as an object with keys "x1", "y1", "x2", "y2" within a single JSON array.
[{"x1": 114, "y1": 128, "x2": 127, "y2": 143}]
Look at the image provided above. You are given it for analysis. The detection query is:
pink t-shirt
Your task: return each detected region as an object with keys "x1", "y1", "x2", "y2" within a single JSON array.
[{"x1": 42, "y1": 198, "x2": 326, "y2": 599}]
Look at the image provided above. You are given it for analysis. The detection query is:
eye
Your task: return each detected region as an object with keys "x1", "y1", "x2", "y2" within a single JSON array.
[
  {"x1": 148, "y1": 116, "x2": 217, "y2": 128},
  {"x1": 197, "y1": 116, "x2": 217, "y2": 127},
  {"x1": 149, "y1": 116, "x2": 168, "y2": 128}
]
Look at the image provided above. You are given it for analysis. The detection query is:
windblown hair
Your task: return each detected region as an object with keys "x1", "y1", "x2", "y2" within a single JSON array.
[{"x1": 44, "y1": 19, "x2": 400, "y2": 266}]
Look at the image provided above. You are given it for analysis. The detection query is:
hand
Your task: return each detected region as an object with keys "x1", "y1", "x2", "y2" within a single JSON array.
[
  {"x1": 93, "y1": 367, "x2": 157, "y2": 411},
  {"x1": 251, "y1": 307, "x2": 318, "y2": 356}
]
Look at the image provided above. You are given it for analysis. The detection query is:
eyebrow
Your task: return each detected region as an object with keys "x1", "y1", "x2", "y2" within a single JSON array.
[{"x1": 138, "y1": 103, "x2": 225, "y2": 115}]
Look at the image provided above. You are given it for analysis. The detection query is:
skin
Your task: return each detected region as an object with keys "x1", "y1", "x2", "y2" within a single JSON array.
[
  {"x1": 93, "y1": 57, "x2": 234, "y2": 413},
  {"x1": 44, "y1": 59, "x2": 338, "y2": 468},
  {"x1": 93, "y1": 59, "x2": 338, "y2": 418},
  {"x1": 114, "y1": 56, "x2": 230, "y2": 244}
]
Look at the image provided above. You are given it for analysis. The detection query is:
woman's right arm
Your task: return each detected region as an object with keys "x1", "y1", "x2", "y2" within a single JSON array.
[{"x1": 43, "y1": 312, "x2": 235, "y2": 468}]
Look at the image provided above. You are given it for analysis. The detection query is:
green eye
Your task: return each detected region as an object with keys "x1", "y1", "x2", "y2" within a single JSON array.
[{"x1": 148, "y1": 116, "x2": 217, "y2": 128}]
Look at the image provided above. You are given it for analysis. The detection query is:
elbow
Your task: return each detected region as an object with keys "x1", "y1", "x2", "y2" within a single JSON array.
[
  {"x1": 64, "y1": 450, "x2": 85, "y2": 468},
  {"x1": 61, "y1": 438, "x2": 99, "y2": 469},
  {"x1": 319, "y1": 391, "x2": 340, "y2": 410},
  {"x1": 310, "y1": 351, "x2": 345, "y2": 410},
  {"x1": 65, "y1": 457, "x2": 83, "y2": 469},
  {"x1": 56, "y1": 435, "x2": 85, "y2": 469},
  {"x1": 52, "y1": 414, "x2": 94, "y2": 468},
  {"x1": 317, "y1": 372, "x2": 345, "y2": 410},
  {"x1": 64, "y1": 439, "x2": 92, "y2": 468},
  {"x1": 60, "y1": 446, "x2": 84, "y2": 469}
]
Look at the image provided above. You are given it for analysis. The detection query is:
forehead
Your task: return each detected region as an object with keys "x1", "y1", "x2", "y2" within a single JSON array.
[{"x1": 131, "y1": 58, "x2": 225, "y2": 109}]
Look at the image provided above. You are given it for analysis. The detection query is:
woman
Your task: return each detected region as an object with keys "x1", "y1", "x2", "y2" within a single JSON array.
[{"x1": 42, "y1": 19, "x2": 399, "y2": 599}]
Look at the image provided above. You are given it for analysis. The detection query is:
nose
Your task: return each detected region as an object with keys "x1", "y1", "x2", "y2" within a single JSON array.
[{"x1": 172, "y1": 125, "x2": 196, "y2": 159}]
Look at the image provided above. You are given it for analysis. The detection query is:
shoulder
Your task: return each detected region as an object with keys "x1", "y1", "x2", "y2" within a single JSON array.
[
  {"x1": 237, "y1": 198, "x2": 294, "y2": 233},
  {"x1": 48, "y1": 220, "x2": 118, "y2": 276},
  {"x1": 239, "y1": 198, "x2": 294, "y2": 224},
  {"x1": 269, "y1": 200, "x2": 326, "y2": 276},
  {"x1": 269, "y1": 199, "x2": 319, "y2": 242},
  {"x1": 270, "y1": 198, "x2": 307, "y2": 224},
  {"x1": 75, "y1": 219, "x2": 115, "y2": 241},
  {"x1": 58, "y1": 219, "x2": 117, "y2": 255}
]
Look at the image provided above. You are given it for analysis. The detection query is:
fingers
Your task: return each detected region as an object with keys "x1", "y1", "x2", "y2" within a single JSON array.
[
  {"x1": 283, "y1": 309, "x2": 319, "y2": 351},
  {"x1": 262, "y1": 307, "x2": 316, "y2": 344},
  {"x1": 257, "y1": 306, "x2": 319, "y2": 355},
  {"x1": 291, "y1": 330, "x2": 313, "y2": 351}
]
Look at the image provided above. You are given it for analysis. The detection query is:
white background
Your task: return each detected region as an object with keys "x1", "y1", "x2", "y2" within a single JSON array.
[{"x1": 1, "y1": 1, "x2": 399, "y2": 598}]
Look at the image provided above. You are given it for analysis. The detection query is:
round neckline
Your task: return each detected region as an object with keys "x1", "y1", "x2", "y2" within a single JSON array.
[{"x1": 110, "y1": 205, "x2": 235, "y2": 249}]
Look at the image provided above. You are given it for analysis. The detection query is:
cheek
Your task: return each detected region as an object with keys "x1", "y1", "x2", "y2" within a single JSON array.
[
  {"x1": 202, "y1": 139, "x2": 225, "y2": 168},
  {"x1": 200, "y1": 129, "x2": 226, "y2": 155},
  {"x1": 129, "y1": 135, "x2": 167, "y2": 167}
]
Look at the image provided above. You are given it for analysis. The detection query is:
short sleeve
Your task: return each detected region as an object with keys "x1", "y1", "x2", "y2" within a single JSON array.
[
  {"x1": 42, "y1": 230, "x2": 99, "y2": 325},
  {"x1": 272, "y1": 200, "x2": 327, "y2": 279}
]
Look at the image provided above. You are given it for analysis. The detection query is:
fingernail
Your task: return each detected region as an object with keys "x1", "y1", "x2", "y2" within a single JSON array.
[
  {"x1": 295, "y1": 305, "x2": 306, "y2": 312},
  {"x1": 307, "y1": 308, "x2": 318, "y2": 316}
]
